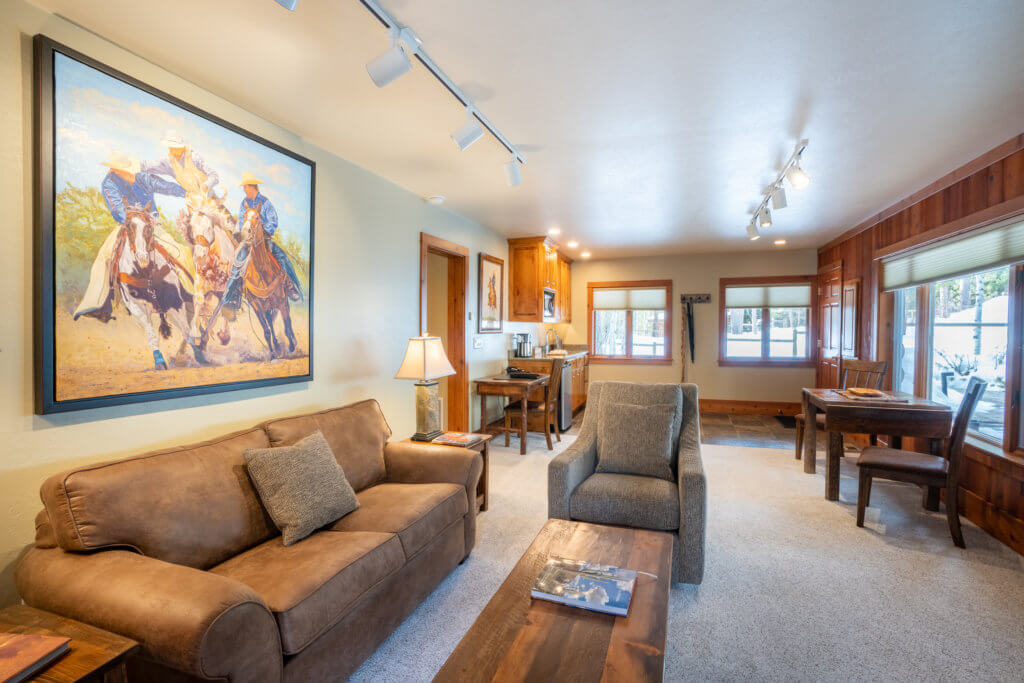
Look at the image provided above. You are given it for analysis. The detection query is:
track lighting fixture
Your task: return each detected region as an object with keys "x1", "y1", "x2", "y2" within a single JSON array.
[
  {"x1": 366, "y1": 27, "x2": 420, "y2": 88},
  {"x1": 505, "y1": 156, "x2": 522, "y2": 187},
  {"x1": 451, "y1": 108, "x2": 484, "y2": 151},
  {"x1": 771, "y1": 185, "x2": 787, "y2": 210},
  {"x1": 274, "y1": 0, "x2": 298, "y2": 9},
  {"x1": 785, "y1": 162, "x2": 810, "y2": 190},
  {"x1": 741, "y1": 139, "x2": 808, "y2": 241},
  {"x1": 357, "y1": 0, "x2": 524, "y2": 187}
]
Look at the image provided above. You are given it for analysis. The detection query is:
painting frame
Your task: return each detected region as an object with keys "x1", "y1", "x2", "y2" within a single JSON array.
[
  {"x1": 34, "y1": 35, "x2": 316, "y2": 414},
  {"x1": 477, "y1": 253, "x2": 504, "y2": 334}
]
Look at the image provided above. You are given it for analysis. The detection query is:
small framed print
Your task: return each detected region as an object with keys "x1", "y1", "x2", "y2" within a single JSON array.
[{"x1": 478, "y1": 254, "x2": 504, "y2": 333}]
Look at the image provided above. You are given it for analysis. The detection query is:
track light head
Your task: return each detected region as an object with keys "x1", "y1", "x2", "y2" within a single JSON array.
[
  {"x1": 451, "y1": 109, "x2": 484, "y2": 151},
  {"x1": 366, "y1": 27, "x2": 421, "y2": 88},
  {"x1": 771, "y1": 185, "x2": 787, "y2": 210},
  {"x1": 785, "y1": 162, "x2": 810, "y2": 190},
  {"x1": 273, "y1": 0, "x2": 298, "y2": 9},
  {"x1": 505, "y1": 156, "x2": 522, "y2": 187},
  {"x1": 758, "y1": 207, "x2": 772, "y2": 228},
  {"x1": 747, "y1": 223, "x2": 760, "y2": 241}
]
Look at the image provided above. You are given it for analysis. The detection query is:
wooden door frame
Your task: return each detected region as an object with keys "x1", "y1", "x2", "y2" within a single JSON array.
[{"x1": 420, "y1": 232, "x2": 470, "y2": 432}]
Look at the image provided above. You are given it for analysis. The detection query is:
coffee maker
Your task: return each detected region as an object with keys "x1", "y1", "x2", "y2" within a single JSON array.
[{"x1": 511, "y1": 332, "x2": 534, "y2": 358}]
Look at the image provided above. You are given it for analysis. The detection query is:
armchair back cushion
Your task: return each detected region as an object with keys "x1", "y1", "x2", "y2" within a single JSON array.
[
  {"x1": 595, "y1": 383, "x2": 683, "y2": 468},
  {"x1": 262, "y1": 399, "x2": 391, "y2": 492},
  {"x1": 595, "y1": 402, "x2": 676, "y2": 481},
  {"x1": 39, "y1": 427, "x2": 277, "y2": 569}
]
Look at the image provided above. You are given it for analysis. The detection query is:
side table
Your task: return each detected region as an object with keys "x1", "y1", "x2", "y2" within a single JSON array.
[
  {"x1": 0, "y1": 604, "x2": 139, "y2": 682},
  {"x1": 401, "y1": 434, "x2": 493, "y2": 511}
]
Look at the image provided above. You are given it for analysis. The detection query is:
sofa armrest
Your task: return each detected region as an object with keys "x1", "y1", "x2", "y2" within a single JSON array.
[
  {"x1": 548, "y1": 432, "x2": 597, "y2": 519},
  {"x1": 15, "y1": 547, "x2": 282, "y2": 682},
  {"x1": 676, "y1": 422, "x2": 707, "y2": 584},
  {"x1": 383, "y1": 441, "x2": 483, "y2": 557}
]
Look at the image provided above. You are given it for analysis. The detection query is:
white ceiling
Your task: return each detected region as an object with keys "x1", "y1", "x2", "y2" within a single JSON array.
[{"x1": 32, "y1": 0, "x2": 1024, "y2": 258}]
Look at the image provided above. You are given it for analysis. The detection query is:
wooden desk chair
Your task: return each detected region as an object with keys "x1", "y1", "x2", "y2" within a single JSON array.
[
  {"x1": 855, "y1": 376, "x2": 986, "y2": 548},
  {"x1": 795, "y1": 358, "x2": 888, "y2": 459},
  {"x1": 503, "y1": 358, "x2": 564, "y2": 451}
]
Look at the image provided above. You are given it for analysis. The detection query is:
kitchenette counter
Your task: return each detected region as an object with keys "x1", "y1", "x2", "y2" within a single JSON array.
[{"x1": 508, "y1": 353, "x2": 589, "y2": 414}]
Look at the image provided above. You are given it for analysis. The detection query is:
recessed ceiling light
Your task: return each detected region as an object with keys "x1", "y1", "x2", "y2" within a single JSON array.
[
  {"x1": 774, "y1": 239, "x2": 786, "y2": 246},
  {"x1": 567, "y1": 240, "x2": 579, "y2": 248},
  {"x1": 548, "y1": 227, "x2": 561, "y2": 236},
  {"x1": 426, "y1": 195, "x2": 445, "y2": 205},
  {"x1": 580, "y1": 251, "x2": 591, "y2": 259}
]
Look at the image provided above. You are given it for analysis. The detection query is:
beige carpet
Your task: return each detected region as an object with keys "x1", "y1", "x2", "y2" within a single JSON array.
[{"x1": 352, "y1": 431, "x2": 1024, "y2": 681}]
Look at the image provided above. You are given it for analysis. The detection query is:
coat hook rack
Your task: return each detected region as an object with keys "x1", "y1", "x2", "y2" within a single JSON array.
[{"x1": 679, "y1": 293, "x2": 711, "y2": 381}]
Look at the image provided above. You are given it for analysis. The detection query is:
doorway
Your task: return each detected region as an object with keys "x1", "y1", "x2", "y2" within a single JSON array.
[
  {"x1": 420, "y1": 233, "x2": 469, "y2": 432},
  {"x1": 817, "y1": 260, "x2": 843, "y2": 388}
]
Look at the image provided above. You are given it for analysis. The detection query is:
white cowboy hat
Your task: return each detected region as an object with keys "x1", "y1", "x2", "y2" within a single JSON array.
[
  {"x1": 101, "y1": 151, "x2": 140, "y2": 174},
  {"x1": 161, "y1": 131, "x2": 186, "y2": 148},
  {"x1": 238, "y1": 172, "x2": 264, "y2": 186}
]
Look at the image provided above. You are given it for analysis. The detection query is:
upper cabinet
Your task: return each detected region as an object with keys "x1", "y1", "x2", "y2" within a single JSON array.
[{"x1": 508, "y1": 236, "x2": 573, "y2": 323}]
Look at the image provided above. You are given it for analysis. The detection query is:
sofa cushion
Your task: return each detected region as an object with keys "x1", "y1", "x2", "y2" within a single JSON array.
[
  {"x1": 209, "y1": 531, "x2": 404, "y2": 655},
  {"x1": 570, "y1": 473, "x2": 680, "y2": 531},
  {"x1": 244, "y1": 431, "x2": 360, "y2": 546},
  {"x1": 39, "y1": 428, "x2": 277, "y2": 568},
  {"x1": 595, "y1": 382, "x2": 683, "y2": 468},
  {"x1": 325, "y1": 483, "x2": 467, "y2": 559},
  {"x1": 596, "y1": 401, "x2": 676, "y2": 481},
  {"x1": 262, "y1": 399, "x2": 391, "y2": 492}
]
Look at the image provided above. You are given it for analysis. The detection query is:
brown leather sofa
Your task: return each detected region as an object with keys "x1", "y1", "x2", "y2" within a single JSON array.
[{"x1": 15, "y1": 399, "x2": 482, "y2": 682}]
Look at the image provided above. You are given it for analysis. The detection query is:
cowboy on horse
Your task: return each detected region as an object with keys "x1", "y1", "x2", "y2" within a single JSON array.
[
  {"x1": 141, "y1": 130, "x2": 222, "y2": 203},
  {"x1": 219, "y1": 173, "x2": 303, "y2": 314},
  {"x1": 73, "y1": 152, "x2": 200, "y2": 370}
]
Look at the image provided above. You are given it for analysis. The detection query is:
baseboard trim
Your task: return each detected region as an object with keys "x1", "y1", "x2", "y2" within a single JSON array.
[{"x1": 699, "y1": 399, "x2": 801, "y2": 417}]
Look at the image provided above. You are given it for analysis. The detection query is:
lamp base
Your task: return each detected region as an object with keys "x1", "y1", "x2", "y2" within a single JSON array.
[{"x1": 412, "y1": 380, "x2": 444, "y2": 443}]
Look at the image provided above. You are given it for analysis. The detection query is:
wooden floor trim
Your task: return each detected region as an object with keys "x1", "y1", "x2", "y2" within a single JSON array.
[
  {"x1": 699, "y1": 399, "x2": 801, "y2": 417},
  {"x1": 961, "y1": 488, "x2": 1024, "y2": 556}
]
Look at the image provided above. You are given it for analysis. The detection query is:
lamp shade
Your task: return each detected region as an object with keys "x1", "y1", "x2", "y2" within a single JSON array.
[{"x1": 395, "y1": 336, "x2": 455, "y2": 380}]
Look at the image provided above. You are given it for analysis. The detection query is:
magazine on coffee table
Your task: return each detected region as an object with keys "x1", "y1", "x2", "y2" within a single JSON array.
[{"x1": 530, "y1": 557, "x2": 637, "y2": 617}]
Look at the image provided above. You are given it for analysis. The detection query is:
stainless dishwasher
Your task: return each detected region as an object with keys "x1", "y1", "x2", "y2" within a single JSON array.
[{"x1": 558, "y1": 360, "x2": 573, "y2": 431}]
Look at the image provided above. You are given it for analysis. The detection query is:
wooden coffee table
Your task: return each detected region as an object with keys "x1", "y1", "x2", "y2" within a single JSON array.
[{"x1": 435, "y1": 519, "x2": 673, "y2": 682}]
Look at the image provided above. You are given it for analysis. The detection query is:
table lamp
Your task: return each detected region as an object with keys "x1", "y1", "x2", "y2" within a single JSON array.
[{"x1": 395, "y1": 335, "x2": 456, "y2": 442}]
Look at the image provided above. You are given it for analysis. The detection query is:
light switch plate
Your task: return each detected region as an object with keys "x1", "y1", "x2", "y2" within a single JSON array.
[{"x1": 472, "y1": 336, "x2": 484, "y2": 349}]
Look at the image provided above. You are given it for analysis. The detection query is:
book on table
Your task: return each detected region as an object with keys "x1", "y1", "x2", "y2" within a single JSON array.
[
  {"x1": 530, "y1": 557, "x2": 637, "y2": 617},
  {"x1": 0, "y1": 632, "x2": 71, "y2": 683},
  {"x1": 432, "y1": 432, "x2": 483, "y2": 447}
]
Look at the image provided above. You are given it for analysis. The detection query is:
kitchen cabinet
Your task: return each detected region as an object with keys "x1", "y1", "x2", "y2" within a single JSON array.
[
  {"x1": 570, "y1": 355, "x2": 588, "y2": 412},
  {"x1": 508, "y1": 236, "x2": 573, "y2": 323}
]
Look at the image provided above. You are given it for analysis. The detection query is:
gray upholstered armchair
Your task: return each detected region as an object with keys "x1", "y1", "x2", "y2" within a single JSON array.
[{"x1": 548, "y1": 381, "x2": 706, "y2": 584}]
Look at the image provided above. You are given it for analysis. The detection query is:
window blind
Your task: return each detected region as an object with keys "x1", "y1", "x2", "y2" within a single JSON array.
[
  {"x1": 882, "y1": 215, "x2": 1024, "y2": 291},
  {"x1": 724, "y1": 284, "x2": 810, "y2": 309},
  {"x1": 592, "y1": 287, "x2": 666, "y2": 310}
]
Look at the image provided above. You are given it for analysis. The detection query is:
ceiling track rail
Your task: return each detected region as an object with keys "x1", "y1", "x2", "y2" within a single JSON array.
[{"x1": 357, "y1": 0, "x2": 525, "y2": 164}]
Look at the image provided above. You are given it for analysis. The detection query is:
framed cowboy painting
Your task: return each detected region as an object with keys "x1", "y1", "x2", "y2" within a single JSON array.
[{"x1": 34, "y1": 36, "x2": 315, "y2": 413}]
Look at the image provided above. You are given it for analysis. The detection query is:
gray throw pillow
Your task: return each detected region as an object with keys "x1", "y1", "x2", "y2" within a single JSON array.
[
  {"x1": 596, "y1": 402, "x2": 676, "y2": 481},
  {"x1": 244, "y1": 430, "x2": 359, "y2": 545}
]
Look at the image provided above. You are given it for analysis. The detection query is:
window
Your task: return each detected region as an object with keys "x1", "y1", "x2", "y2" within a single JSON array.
[
  {"x1": 588, "y1": 281, "x2": 672, "y2": 364},
  {"x1": 719, "y1": 277, "x2": 815, "y2": 366},
  {"x1": 892, "y1": 287, "x2": 917, "y2": 394}
]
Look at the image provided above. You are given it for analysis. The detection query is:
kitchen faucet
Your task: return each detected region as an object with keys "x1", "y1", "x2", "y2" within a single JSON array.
[{"x1": 544, "y1": 328, "x2": 562, "y2": 354}]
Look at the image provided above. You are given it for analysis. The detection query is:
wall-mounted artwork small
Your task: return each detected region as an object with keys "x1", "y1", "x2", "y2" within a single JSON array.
[
  {"x1": 34, "y1": 36, "x2": 315, "y2": 413},
  {"x1": 478, "y1": 253, "x2": 504, "y2": 333}
]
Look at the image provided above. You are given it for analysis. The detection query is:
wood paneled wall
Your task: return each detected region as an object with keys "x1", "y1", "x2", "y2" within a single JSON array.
[{"x1": 817, "y1": 134, "x2": 1024, "y2": 556}]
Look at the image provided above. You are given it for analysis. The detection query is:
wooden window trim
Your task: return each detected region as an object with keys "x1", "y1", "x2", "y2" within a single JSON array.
[
  {"x1": 587, "y1": 280, "x2": 673, "y2": 364},
  {"x1": 718, "y1": 275, "x2": 817, "y2": 367}
]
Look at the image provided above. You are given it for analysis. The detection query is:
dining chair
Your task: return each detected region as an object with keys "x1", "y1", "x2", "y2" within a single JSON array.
[
  {"x1": 795, "y1": 359, "x2": 889, "y2": 459},
  {"x1": 504, "y1": 357, "x2": 564, "y2": 450},
  {"x1": 855, "y1": 376, "x2": 987, "y2": 548}
]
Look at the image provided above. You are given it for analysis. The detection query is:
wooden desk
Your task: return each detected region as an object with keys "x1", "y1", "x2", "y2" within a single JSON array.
[
  {"x1": 401, "y1": 434, "x2": 493, "y2": 511},
  {"x1": 475, "y1": 374, "x2": 548, "y2": 455},
  {"x1": 801, "y1": 388, "x2": 953, "y2": 501},
  {"x1": 0, "y1": 604, "x2": 139, "y2": 682},
  {"x1": 435, "y1": 519, "x2": 672, "y2": 683}
]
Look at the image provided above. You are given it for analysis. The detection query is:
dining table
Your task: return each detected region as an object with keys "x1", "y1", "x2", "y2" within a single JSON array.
[
  {"x1": 475, "y1": 374, "x2": 549, "y2": 455},
  {"x1": 800, "y1": 388, "x2": 953, "y2": 503}
]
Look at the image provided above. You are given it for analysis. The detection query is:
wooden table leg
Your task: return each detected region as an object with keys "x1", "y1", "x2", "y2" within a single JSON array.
[
  {"x1": 803, "y1": 396, "x2": 817, "y2": 474},
  {"x1": 826, "y1": 430, "x2": 842, "y2": 500},
  {"x1": 923, "y1": 437, "x2": 942, "y2": 511},
  {"x1": 519, "y1": 394, "x2": 528, "y2": 455},
  {"x1": 480, "y1": 394, "x2": 487, "y2": 433},
  {"x1": 889, "y1": 435, "x2": 903, "y2": 449},
  {"x1": 479, "y1": 441, "x2": 489, "y2": 512}
]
